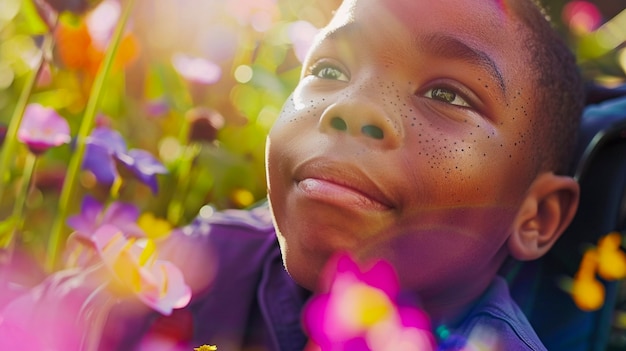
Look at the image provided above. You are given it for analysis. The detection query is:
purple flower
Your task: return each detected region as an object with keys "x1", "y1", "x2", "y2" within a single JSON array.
[
  {"x1": 303, "y1": 254, "x2": 435, "y2": 351},
  {"x1": 82, "y1": 126, "x2": 167, "y2": 193},
  {"x1": 65, "y1": 195, "x2": 145, "y2": 267},
  {"x1": 17, "y1": 103, "x2": 71, "y2": 155},
  {"x1": 67, "y1": 195, "x2": 145, "y2": 239}
]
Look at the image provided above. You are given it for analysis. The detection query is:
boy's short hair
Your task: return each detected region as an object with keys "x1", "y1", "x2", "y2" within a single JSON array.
[{"x1": 514, "y1": 0, "x2": 586, "y2": 175}]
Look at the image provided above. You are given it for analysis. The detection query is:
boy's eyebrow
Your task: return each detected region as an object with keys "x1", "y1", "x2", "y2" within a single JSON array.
[
  {"x1": 418, "y1": 33, "x2": 506, "y2": 95},
  {"x1": 323, "y1": 24, "x2": 507, "y2": 96}
]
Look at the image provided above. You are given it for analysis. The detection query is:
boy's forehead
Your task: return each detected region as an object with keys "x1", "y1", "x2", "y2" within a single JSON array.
[{"x1": 329, "y1": 0, "x2": 513, "y2": 29}]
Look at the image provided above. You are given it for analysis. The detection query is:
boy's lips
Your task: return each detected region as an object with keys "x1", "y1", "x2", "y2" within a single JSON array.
[{"x1": 293, "y1": 159, "x2": 394, "y2": 211}]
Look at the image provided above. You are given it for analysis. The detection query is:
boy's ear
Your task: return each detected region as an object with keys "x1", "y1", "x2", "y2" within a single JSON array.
[{"x1": 507, "y1": 172, "x2": 580, "y2": 261}]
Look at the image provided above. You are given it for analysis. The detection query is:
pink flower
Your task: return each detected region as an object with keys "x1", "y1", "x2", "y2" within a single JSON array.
[
  {"x1": 303, "y1": 254, "x2": 435, "y2": 351},
  {"x1": 17, "y1": 103, "x2": 70, "y2": 155},
  {"x1": 65, "y1": 196, "x2": 146, "y2": 268},
  {"x1": 172, "y1": 53, "x2": 222, "y2": 85},
  {"x1": 562, "y1": 1, "x2": 602, "y2": 35},
  {"x1": 91, "y1": 225, "x2": 191, "y2": 315}
]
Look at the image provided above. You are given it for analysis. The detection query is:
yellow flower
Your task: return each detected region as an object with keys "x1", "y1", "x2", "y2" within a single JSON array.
[
  {"x1": 571, "y1": 249, "x2": 604, "y2": 311},
  {"x1": 597, "y1": 232, "x2": 626, "y2": 280},
  {"x1": 138, "y1": 212, "x2": 173, "y2": 240},
  {"x1": 194, "y1": 345, "x2": 217, "y2": 351},
  {"x1": 571, "y1": 275, "x2": 605, "y2": 311}
]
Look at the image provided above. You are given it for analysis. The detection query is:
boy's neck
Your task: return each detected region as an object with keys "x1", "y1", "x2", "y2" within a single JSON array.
[{"x1": 422, "y1": 251, "x2": 509, "y2": 328}]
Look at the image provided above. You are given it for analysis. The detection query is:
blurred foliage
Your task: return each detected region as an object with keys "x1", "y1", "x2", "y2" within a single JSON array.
[{"x1": 0, "y1": 0, "x2": 623, "y2": 265}]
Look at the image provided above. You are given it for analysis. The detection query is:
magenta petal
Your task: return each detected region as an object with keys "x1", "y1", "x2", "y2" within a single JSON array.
[
  {"x1": 361, "y1": 260, "x2": 399, "y2": 297},
  {"x1": 303, "y1": 294, "x2": 334, "y2": 347},
  {"x1": 342, "y1": 337, "x2": 371, "y2": 351},
  {"x1": 398, "y1": 306, "x2": 431, "y2": 330}
]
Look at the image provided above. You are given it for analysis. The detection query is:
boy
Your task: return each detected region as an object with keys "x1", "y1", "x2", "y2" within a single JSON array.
[{"x1": 2, "y1": 0, "x2": 585, "y2": 350}]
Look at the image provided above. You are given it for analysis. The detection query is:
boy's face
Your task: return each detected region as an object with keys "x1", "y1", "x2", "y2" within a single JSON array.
[{"x1": 266, "y1": 0, "x2": 537, "y2": 297}]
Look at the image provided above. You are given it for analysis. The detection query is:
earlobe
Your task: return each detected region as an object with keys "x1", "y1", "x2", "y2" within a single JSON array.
[{"x1": 508, "y1": 172, "x2": 580, "y2": 261}]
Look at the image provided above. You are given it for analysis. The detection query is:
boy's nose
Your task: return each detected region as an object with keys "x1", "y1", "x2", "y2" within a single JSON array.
[{"x1": 318, "y1": 101, "x2": 402, "y2": 149}]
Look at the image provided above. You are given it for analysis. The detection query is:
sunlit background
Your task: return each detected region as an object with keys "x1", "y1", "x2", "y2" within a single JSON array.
[{"x1": 0, "y1": 0, "x2": 624, "y2": 271}]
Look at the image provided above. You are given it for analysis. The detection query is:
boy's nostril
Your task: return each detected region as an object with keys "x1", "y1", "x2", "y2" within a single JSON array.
[
  {"x1": 361, "y1": 125, "x2": 384, "y2": 139},
  {"x1": 330, "y1": 117, "x2": 348, "y2": 131}
]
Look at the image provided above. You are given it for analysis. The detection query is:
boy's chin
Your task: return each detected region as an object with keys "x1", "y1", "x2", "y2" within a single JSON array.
[{"x1": 279, "y1": 246, "x2": 328, "y2": 292}]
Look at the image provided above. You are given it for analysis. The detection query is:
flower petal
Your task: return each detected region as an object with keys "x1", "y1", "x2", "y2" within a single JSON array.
[
  {"x1": 83, "y1": 143, "x2": 118, "y2": 185},
  {"x1": 67, "y1": 195, "x2": 104, "y2": 235},
  {"x1": 118, "y1": 149, "x2": 168, "y2": 193},
  {"x1": 18, "y1": 103, "x2": 71, "y2": 154},
  {"x1": 87, "y1": 126, "x2": 127, "y2": 154}
]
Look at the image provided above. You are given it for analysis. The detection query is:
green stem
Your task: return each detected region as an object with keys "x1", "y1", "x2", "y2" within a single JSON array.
[
  {"x1": 167, "y1": 143, "x2": 200, "y2": 226},
  {"x1": 12, "y1": 153, "x2": 37, "y2": 233},
  {"x1": 0, "y1": 153, "x2": 37, "y2": 263},
  {"x1": 45, "y1": 0, "x2": 136, "y2": 272},
  {"x1": 0, "y1": 30, "x2": 55, "y2": 202}
]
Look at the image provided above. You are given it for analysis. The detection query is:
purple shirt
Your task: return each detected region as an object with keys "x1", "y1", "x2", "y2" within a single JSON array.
[{"x1": 1, "y1": 205, "x2": 547, "y2": 350}]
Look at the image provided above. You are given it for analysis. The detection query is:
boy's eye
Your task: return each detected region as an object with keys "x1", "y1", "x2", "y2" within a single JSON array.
[
  {"x1": 310, "y1": 63, "x2": 349, "y2": 82},
  {"x1": 424, "y1": 87, "x2": 470, "y2": 107}
]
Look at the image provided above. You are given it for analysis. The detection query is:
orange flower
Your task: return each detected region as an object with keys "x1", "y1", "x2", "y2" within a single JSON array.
[
  {"x1": 55, "y1": 21, "x2": 93, "y2": 71},
  {"x1": 54, "y1": 17, "x2": 139, "y2": 77}
]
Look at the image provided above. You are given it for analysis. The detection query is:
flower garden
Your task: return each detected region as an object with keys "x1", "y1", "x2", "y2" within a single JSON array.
[{"x1": 0, "y1": 0, "x2": 624, "y2": 350}]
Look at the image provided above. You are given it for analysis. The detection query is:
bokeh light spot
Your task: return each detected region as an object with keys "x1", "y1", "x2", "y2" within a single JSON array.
[
  {"x1": 158, "y1": 136, "x2": 182, "y2": 164},
  {"x1": 234, "y1": 65, "x2": 253, "y2": 83},
  {"x1": 198, "y1": 205, "x2": 215, "y2": 219}
]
